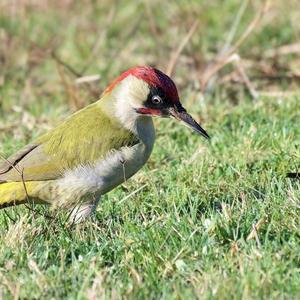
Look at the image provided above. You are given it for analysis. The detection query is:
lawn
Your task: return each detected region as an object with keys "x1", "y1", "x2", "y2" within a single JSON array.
[{"x1": 0, "y1": 0, "x2": 300, "y2": 299}]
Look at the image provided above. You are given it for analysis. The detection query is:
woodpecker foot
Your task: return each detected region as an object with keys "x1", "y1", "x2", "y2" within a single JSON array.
[{"x1": 68, "y1": 197, "x2": 100, "y2": 224}]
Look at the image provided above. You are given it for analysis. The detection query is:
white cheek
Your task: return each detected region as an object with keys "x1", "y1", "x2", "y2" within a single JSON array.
[
  {"x1": 128, "y1": 79, "x2": 149, "y2": 107},
  {"x1": 112, "y1": 76, "x2": 150, "y2": 131}
]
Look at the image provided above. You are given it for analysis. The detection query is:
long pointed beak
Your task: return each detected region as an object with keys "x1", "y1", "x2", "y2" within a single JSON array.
[{"x1": 169, "y1": 106, "x2": 210, "y2": 139}]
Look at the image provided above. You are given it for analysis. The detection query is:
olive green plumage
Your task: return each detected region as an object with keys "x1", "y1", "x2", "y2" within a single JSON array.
[
  {"x1": 0, "y1": 65, "x2": 209, "y2": 223},
  {"x1": 0, "y1": 94, "x2": 138, "y2": 207}
]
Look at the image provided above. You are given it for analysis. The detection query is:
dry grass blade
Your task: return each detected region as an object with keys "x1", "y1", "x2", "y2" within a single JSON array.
[
  {"x1": 233, "y1": 54, "x2": 259, "y2": 99},
  {"x1": 53, "y1": 51, "x2": 101, "y2": 107},
  {"x1": 0, "y1": 123, "x2": 18, "y2": 133},
  {"x1": 246, "y1": 218, "x2": 266, "y2": 245},
  {"x1": 229, "y1": 0, "x2": 271, "y2": 57},
  {"x1": 166, "y1": 20, "x2": 199, "y2": 77},
  {"x1": 80, "y1": 4, "x2": 116, "y2": 75},
  {"x1": 28, "y1": 259, "x2": 51, "y2": 290},
  {"x1": 258, "y1": 91, "x2": 299, "y2": 97},
  {"x1": 200, "y1": 0, "x2": 271, "y2": 91},
  {"x1": 264, "y1": 42, "x2": 300, "y2": 58},
  {"x1": 55, "y1": 61, "x2": 84, "y2": 111},
  {"x1": 0, "y1": 271, "x2": 20, "y2": 300},
  {"x1": 220, "y1": 0, "x2": 250, "y2": 55},
  {"x1": 118, "y1": 184, "x2": 148, "y2": 205},
  {"x1": 4, "y1": 215, "x2": 30, "y2": 248},
  {"x1": 86, "y1": 271, "x2": 106, "y2": 300},
  {"x1": 75, "y1": 75, "x2": 100, "y2": 84}
]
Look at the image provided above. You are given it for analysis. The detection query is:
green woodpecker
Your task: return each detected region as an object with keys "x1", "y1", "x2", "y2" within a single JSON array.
[{"x1": 0, "y1": 66, "x2": 209, "y2": 223}]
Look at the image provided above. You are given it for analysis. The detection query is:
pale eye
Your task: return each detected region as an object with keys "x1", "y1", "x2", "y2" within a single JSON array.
[{"x1": 152, "y1": 95, "x2": 162, "y2": 105}]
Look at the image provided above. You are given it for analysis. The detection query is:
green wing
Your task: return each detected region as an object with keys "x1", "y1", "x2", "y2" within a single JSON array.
[
  {"x1": 0, "y1": 103, "x2": 138, "y2": 183},
  {"x1": 0, "y1": 143, "x2": 61, "y2": 182}
]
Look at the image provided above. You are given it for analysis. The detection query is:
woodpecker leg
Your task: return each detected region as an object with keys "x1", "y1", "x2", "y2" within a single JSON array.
[{"x1": 68, "y1": 196, "x2": 100, "y2": 224}]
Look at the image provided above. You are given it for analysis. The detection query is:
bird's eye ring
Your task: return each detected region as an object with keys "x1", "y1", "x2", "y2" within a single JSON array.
[{"x1": 152, "y1": 95, "x2": 162, "y2": 105}]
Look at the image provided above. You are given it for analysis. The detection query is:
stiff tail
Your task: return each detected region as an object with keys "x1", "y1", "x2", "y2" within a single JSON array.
[{"x1": 0, "y1": 182, "x2": 36, "y2": 208}]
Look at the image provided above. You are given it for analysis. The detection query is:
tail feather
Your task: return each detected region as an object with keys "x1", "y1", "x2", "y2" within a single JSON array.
[{"x1": 0, "y1": 182, "x2": 33, "y2": 208}]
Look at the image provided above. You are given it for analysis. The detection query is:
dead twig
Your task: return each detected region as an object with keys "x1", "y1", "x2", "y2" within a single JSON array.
[
  {"x1": 3, "y1": 209, "x2": 17, "y2": 223},
  {"x1": 0, "y1": 154, "x2": 53, "y2": 220},
  {"x1": 185, "y1": 146, "x2": 206, "y2": 165},
  {"x1": 287, "y1": 184, "x2": 300, "y2": 209},
  {"x1": 118, "y1": 183, "x2": 148, "y2": 205},
  {"x1": 52, "y1": 51, "x2": 82, "y2": 77},
  {"x1": 55, "y1": 61, "x2": 84, "y2": 111},
  {"x1": 53, "y1": 51, "x2": 101, "y2": 103},
  {"x1": 232, "y1": 54, "x2": 259, "y2": 99}
]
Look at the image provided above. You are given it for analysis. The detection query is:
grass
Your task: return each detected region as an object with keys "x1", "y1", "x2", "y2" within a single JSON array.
[{"x1": 1, "y1": 0, "x2": 300, "y2": 299}]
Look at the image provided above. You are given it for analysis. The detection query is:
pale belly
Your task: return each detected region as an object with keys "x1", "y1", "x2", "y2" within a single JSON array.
[
  {"x1": 34, "y1": 117, "x2": 156, "y2": 208},
  {"x1": 44, "y1": 142, "x2": 152, "y2": 207}
]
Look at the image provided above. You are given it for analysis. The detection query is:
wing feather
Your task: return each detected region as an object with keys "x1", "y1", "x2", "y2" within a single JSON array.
[
  {"x1": 0, "y1": 144, "x2": 62, "y2": 182},
  {"x1": 0, "y1": 143, "x2": 38, "y2": 175},
  {"x1": 0, "y1": 102, "x2": 139, "y2": 183}
]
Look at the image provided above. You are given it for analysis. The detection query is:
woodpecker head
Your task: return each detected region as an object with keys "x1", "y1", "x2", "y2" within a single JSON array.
[{"x1": 104, "y1": 66, "x2": 209, "y2": 139}]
